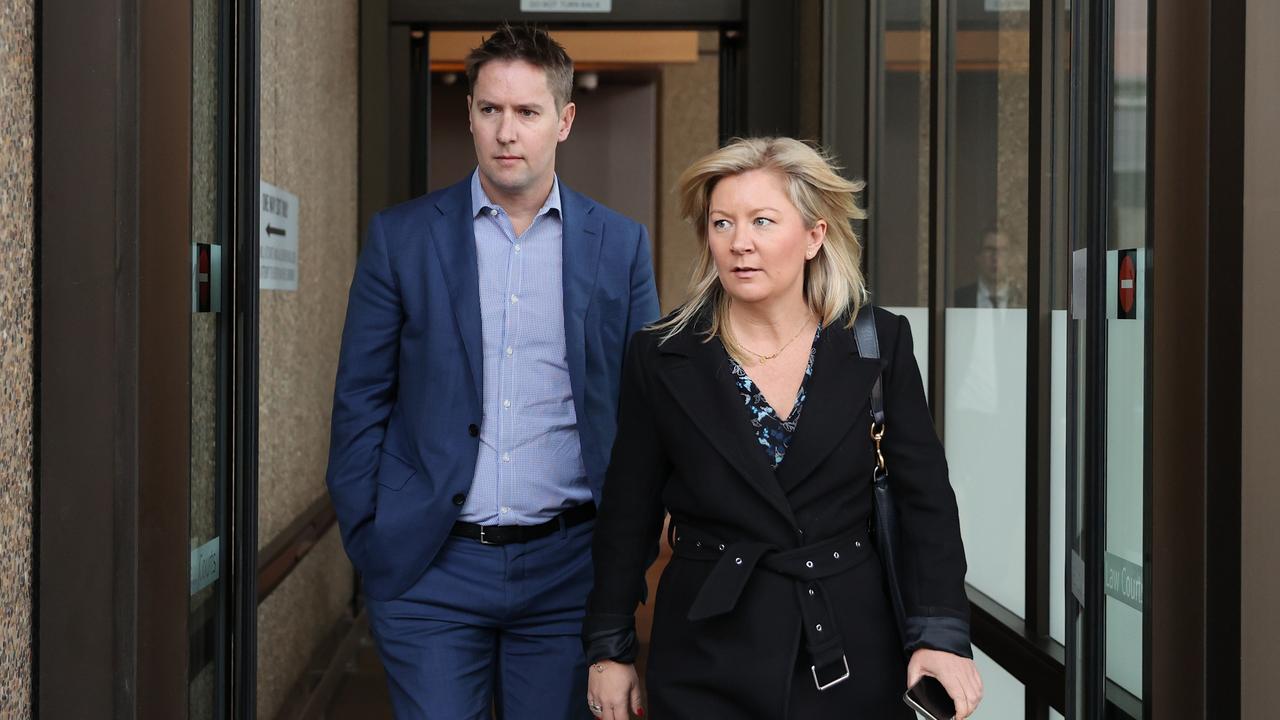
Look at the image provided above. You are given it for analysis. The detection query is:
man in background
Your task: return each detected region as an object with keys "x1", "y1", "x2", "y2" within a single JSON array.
[{"x1": 954, "y1": 228, "x2": 1024, "y2": 308}]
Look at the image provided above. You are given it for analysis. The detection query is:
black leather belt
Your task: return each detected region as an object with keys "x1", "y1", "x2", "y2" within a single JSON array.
[
  {"x1": 450, "y1": 503, "x2": 596, "y2": 546},
  {"x1": 671, "y1": 523, "x2": 873, "y2": 692}
]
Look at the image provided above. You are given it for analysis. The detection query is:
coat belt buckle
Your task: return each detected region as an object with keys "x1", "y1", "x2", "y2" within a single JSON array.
[{"x1": 811, "y1": 655, "x2": 850, "y2": 691}]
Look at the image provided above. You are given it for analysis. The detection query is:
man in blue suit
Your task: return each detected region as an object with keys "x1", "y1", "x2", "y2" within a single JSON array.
[{"x1": 325, "y1": 25, "x2": 660, "y2": 719}]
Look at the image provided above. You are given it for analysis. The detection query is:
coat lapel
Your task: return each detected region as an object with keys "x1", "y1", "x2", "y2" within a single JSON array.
[
  {"x1": 655, "y1": 323, "x2": 799, "y2": 527},
  {"x1": 560, "y1": 185, "x2": 603, "y2": 425},
  {"x1": 774, "y1": 324, "x2": 884, "y2": 492},
  {"x1": 428, "y1": 181, "x2": 484, "y2": 401}
]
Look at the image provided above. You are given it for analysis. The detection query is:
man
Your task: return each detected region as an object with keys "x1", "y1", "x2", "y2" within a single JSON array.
[
  {"x1": 953, "y1": 229, "x2": 1024, "y2": 308},
  {"x1": 325, "y1": 25, "x2": 659, "y2": 719}
]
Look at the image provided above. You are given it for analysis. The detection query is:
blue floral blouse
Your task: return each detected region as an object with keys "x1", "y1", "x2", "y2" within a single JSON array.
[{"x1": 726, "y1": 326, "x2": 822, "y2": 469}]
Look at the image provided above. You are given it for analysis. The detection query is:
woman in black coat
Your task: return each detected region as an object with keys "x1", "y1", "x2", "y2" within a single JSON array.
[{"x1": 583, "y1": 137, "x2": 982, "y2": 719}]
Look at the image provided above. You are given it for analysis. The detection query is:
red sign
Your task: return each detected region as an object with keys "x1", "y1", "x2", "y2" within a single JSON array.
[
  {"x1": 1118, "y1": 251, "x2": 1136, "y2": 319},
  {"x1": 197, "y1": 243, "x2": 211, "y2": 312}
]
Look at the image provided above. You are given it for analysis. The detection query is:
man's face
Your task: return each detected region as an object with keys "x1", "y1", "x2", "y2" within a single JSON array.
[
  {"x1": 468, "y1": 59, "x2": 575, "y2": 200},
  {"x1": 977, "y1": 232, "x2": 1008, "y2": 285}
]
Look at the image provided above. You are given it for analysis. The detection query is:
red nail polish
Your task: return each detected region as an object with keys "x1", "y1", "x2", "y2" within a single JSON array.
[{"x1": 636, "y1": 709, "x2": 645, "y2": 717}]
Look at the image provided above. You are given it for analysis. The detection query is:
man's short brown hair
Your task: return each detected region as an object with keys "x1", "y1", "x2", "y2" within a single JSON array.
[{"x1": 465, "y1": 23, "x2": 574, "y2": 110}]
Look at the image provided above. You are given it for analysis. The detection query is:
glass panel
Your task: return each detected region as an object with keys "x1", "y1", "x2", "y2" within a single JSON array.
[
  {"x1": 1050, "y1": 305, "x2": 1068, "y2": 643},
  {"x1": 878, "y1": 1, "x2": 932, "y2": 389},
  {"x1": 189, "y1": 0, "x2": 228, "y2": 715},
  {"x1": 943, "y1": 1, "x2": 1031, "y2": 619},
  {"x1": 1104, "y1": 0, "x2": 1148, "y2": 702},
  {"x1": 1049, "y1": 0, "x2": 1074, "y2": 648},
  {"x1": 972, "y1": 646, "x2": 1026, "y2": 719}
]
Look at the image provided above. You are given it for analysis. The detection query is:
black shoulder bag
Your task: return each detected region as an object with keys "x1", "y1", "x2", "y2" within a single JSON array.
[{"x1": 852, "y1": 303, "x2": 909, "y2": 647}]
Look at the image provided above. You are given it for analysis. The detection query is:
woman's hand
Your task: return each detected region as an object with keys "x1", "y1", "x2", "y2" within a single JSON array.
[
  {"x1": 907, "y1": 648, "x2": 983, "y2": 719},
  {"x1": 587, "y1": 659, "x2": 644, "y2": 720}
]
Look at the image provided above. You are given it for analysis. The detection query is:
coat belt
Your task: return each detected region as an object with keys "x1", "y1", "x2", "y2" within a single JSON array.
[{"x1": 671, "y1": 524, "x2": 874, "y2": 688}]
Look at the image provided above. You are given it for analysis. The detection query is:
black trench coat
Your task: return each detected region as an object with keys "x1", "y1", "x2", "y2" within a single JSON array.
[{"x1": 584, "y1": 307, "x2": 971, "y2": 719}]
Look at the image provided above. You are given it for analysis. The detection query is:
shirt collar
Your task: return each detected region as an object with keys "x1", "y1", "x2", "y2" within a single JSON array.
[
  {"x1": 978, "y1": 276, "x2": 1007, "y2": 300},
  {"x1": 470, "y1": 168, "x2": 562, "y2": 220}
]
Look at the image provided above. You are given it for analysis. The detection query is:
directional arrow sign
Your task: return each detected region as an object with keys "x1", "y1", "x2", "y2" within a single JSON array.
[{"x1": 260, "y1": 181, "x2": 299, "y2": 291}]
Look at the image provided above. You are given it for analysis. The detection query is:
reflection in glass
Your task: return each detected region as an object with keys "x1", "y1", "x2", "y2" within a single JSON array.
[
  {"x1": 876, "y1": 0, "x2": 931, "y2": 310},
  {"x1": 875, "y1": 1, "x2": 932, "y2": 384},
  {"x1": 943, "y1": 3, "x2": 1031, "y2": 619}
]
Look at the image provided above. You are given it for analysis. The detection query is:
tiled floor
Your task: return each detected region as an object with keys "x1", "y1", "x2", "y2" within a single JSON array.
[{"x1": 323, "y1": 634, "x2": 394, "y2": 719}]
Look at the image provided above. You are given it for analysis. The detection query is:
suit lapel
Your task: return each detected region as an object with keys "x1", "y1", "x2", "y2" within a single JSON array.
[
  {"x1": 428, "y1": 181, "x2": 484, "y2": 401},
  {"x1": 655, "y1": 324, "x2": 799, "y2": 527},
  {"x1": 774, "y1": 324, "x2": 884, "y2": 492},
  {"x1": 560, "y1": 185, "x2": 603, "y2": 426}
]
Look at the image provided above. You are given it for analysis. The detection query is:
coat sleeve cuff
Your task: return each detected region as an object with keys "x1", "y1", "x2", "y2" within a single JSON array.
[
  {"x1": 582, "y1": 614, "x2": 639, "y2": 664},
  {"x1": 904, "y1": 615, "x2": 973, "y2": 658}
]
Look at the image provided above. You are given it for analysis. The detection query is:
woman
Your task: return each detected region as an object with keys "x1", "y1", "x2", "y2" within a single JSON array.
[{"x1": 582, "y1": 137, "x2": 982, "y2": 719}]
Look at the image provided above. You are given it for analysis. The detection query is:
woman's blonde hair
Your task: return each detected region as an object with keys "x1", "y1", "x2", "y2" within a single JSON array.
[{"x1": 654, "y1": 137, "x2": 869, "y2": 360}]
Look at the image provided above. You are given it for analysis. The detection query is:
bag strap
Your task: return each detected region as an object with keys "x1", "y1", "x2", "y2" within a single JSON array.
[{"x1": 852, "y1": 304, "x2": 885, "y2": 425}]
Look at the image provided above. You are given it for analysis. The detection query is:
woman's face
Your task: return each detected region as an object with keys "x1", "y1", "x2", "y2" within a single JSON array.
[{"x1": 707, "y1": 169, "x2": 826, "y2": 309}]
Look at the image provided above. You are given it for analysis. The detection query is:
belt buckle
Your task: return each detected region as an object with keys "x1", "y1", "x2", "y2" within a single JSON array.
[
  {"x1": 811, "y1": 655, "x2": 850, "y2": 691},
  {"x1": 478, "y1": 525, "x2": 498, "y2": 546}
]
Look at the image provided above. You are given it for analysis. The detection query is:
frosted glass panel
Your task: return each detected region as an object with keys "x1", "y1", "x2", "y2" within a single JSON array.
[
  {"x1": 883, "y1": 305, "x2": 930, "y2": 396},
  {"x1": 972, "y1": 646, "x2": 1026, "y2": 719},
  {"x1": 1104, "y1": 248, "x2": 1146, "y2": 698},
  {"x1": 1050, "y1": 310, "x2": 1068, "y2": 643},
  {"x1": 945, "y1": 308, "x2": 1027, "y2": 617}
]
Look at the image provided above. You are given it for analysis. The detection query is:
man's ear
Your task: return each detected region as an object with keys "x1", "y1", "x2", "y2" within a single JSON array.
[
  {"x1": 466, "y1": 95, "x2": 474, "y2": 133},
  {"x1": 557, "y1": 102, "x2": 576, "y2": 142}
]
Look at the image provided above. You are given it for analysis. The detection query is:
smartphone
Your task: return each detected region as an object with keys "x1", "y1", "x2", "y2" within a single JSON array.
[{"x1": 903, "y1": 675, "x2": 956, "y2": 720}]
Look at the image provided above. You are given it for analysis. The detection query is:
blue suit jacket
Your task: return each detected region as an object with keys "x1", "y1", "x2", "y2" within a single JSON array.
[{"x1": 325, "y1": 177, "x2": 660, "y2": 600}]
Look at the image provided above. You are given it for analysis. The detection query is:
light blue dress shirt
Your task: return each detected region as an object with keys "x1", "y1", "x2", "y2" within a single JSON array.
[{"x1": 459, "y1": 170, "x2": 593, "y2": 525}]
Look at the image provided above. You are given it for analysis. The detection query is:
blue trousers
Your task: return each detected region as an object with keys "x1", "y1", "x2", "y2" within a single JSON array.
[{"x1": 366, "y1": 518, "x2": 596, "y2": 720}]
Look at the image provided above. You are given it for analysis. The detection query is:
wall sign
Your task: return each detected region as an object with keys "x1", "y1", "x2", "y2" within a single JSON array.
[
  {"x1": 984, "y1": 0, "x2": 1031, "y2": 10},
  {"x1": 260, "y1": 180, "x2": 299, "y2": 291},
  {"x1": 520, "y1": 0, "x2": 612, "y2": 12},
  {"x1": 1104, "y1": 552, "x2": 1144, "y2": 612},
  {"x1": 190, "y1": 536, "x2": 221, "y2": 595}
]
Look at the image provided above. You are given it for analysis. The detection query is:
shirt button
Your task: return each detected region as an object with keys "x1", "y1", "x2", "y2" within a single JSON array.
[
  {"x1": 510, "y1": 294, "x2": 519, "y2": 304},
  {"x1": 452, "y1": 493, "x2": 466, "y2": 506},
  {"x1": 500, "y1": 506, "x2": 510, "y2": 514},
  {"x1": 505, "y1": 346, "x2": 513, "y2": 356},
  {"x1": 514, "y1": 244, "x2": 521, "y2": 253},
  {"x1": 490, "y1": 208, "x2": 498, "y2": 216},
  {"x1": 502, "y1": 452, "x2": 510, "y2": 463},
  {"x1": 468, "y1": 423, "x2": 479, "y2": 437},
  {"x1": 503, "y1": 399, "x2": 511, "y2": 408}
]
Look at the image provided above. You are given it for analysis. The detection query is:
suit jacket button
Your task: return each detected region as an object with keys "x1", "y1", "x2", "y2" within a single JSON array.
[
  {"x1": 468, "y1": 424, "x2": 479, "y2": 437},
  {"x1": 452, "y1": 493, "x2": 466, "y2": 506}
]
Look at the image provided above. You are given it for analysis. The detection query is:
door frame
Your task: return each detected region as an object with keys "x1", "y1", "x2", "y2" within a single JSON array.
[
  {"x1": 36, "y1": 0, "x2": 261, "y2": 715},
  {"x1": 359, "y1": 0, "x2": 822, "y2": 240}
]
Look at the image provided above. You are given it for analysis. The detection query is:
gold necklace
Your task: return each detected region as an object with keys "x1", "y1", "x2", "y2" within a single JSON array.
[{"x1": 739, "y1": 316, "x2": 813, "y2": 365}]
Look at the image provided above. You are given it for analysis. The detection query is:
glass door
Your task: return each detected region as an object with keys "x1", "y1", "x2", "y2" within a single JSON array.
[
  {"x1": 190, "y1": 0, "x2": 262, "y2": 714},
  {"x1": 189, "y1": 0, "x2": 233, "y2": 715},
  {"x1": 1066, "y1": 0, "x2": 1150, "y2": 716}
]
